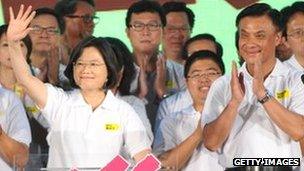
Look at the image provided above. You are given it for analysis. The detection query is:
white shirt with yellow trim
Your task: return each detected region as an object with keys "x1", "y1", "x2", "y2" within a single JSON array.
[
  {"x1": 201, "y1": 59, "x2": 304, "y2": 168},
  {"x1": 0, "y1": 88, "x2": 31, "y2": 171},
  {"x1": 41, "y1": 84, "x2": 150, "y2": 169},
  {"x1": 154, "y1": 105, "x2": 223, "y2": 171}
]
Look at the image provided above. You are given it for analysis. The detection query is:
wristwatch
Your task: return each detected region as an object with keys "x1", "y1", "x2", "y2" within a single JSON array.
[{"x1": 258, "y1": 90, "x2": 272, "y2": 104}]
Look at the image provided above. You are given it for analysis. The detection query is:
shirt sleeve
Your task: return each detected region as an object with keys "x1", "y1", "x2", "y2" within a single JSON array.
[
  {"x1": 40, "y1": 83, "x2": 68, "y2": 125},
  {"x1": 6, "y1": 92, "x2": 31, "y2": 147},
  {"x1": 154, "y1": 99, "x2": 170, "y2": 133},
  {"x1": 288, "y1": 72, "x2": 304, "y2": 115},
  {"x1": 152, "y1": 116, "x2": 177, "y2": 156},
  {"x1": 201, "y1": 76, "x2": 230, "y2": 127},
  {"x1": 123, "y1": 103, "x2": 151, "y2": 158}
]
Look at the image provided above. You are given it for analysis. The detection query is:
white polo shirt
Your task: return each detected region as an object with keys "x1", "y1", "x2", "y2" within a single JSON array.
[
  {"x1": 0, "y1": 88, "x2": 31, "y2": 171},
  {"x1": 41, "y1": 84, "x2": 150, "y2": 169},
  {"x1": 284, "y1": 55, "x2": 304, "y2": 71},
  {"x1": 153, "y1": 105, "x2": 223, "y2": 171},
  {"x1": 154, "y1": 90, "x2": 192, "y2": 133},
  {"x1": 165, "y1": 59, "x2": 186, "y2": 94},
  {"x1": 202, "y1": 59, "x2": 304, "y2": 168}
]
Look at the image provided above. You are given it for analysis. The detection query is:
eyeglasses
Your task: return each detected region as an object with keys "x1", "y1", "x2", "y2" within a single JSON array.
[
  {"x1": 287, "y1": 29, "x2": 304, "y2": 39},
  {"x1": 30, "y1": 26, "x2": 59, "y2": 35},
  {"x1": 66, "y1": 14, "x2": 100, "y2": 24},
  {"x1": 187, "y1": 71, "x2": 221, "y2": 81},
  {"x1": 129, "y1": 22, "x2": 162, "y2": 31},
  {"x1": 73, "y1": 61, "x2": 105, "y2": 70},
  {"x1": 165, "y1": 25, "x2": 190, "y2": 33}
]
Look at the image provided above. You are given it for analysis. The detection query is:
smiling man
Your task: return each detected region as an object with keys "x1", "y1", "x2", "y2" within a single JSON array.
[{"x1": 201, "y1": 3, "x2": 304, "y2": 170}]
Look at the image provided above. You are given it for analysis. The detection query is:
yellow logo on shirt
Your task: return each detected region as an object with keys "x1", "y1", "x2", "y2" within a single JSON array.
[
  {"x1": 105, "y1": 123, "x2": 120, "y2": 131},
  {"x1": 275, "y1": 89, "x2": 290, "y2": 100},
  {"x1": 166, "y1": 80, "x2": 174, "y2": 89},
  {"x1": 0, "y1": 110, "x2": 3, "y2": 116},
  {"x1": 25, "y1": 106, "x2": 39, "y2": 114}
]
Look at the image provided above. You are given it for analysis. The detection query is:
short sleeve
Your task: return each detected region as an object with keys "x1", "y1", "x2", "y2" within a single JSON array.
[
  {"x1": 201, "y1": 76, "x2": 230, "y2": 127},
  {"x1": 123, "y1": 104, "x2": 151, "y2": 158},
  {"x1": 289, "y1": 72, "x2": 304, "y2": 115},
  {"x1": 6, "y1": 93, "x2": 31, "y2": 146},
  {"x1": 40, "y1": 83, "x2": 68, "y2": 125},
  {"x1": 152, "y1": 116, "x2": 177, "y2": 156}
]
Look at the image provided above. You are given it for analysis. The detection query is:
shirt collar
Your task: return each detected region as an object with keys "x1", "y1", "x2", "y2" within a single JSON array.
[
  {"x1": 239, "y1": 59, "x2": 287, "y2": 81},
  {"x1": 71, "y1": 89, "x2": 116, "y2": 110}
]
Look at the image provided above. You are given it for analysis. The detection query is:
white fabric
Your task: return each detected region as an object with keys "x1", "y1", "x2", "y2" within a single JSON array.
[
  {"x1": 41, "y1": 84, "x2": 150, "y2": 169},
  {"x1": 0, "y1": 88, "x2": 31, "y2": 171},
  {"x1": 154, "y1": 89, "x2": 192, "y2": 133},
  {"x1": 202, "y1": 59, "x2": 304, "y2": 168},
  {"x1": 154, "y1": 105, "x2": 223, "y2": 171},
  {"x1": 284, "y1": 55, "x2": 304, "y2": 71}
]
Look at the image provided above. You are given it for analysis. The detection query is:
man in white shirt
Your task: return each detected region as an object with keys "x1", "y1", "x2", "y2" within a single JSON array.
[
  {"x1": 282, "y1": 2, "x2": 304, "y2": 71},
  {"x1": 153, "y1": 50, "x2": 225, "y2": 170},
  {"x1": 0, "y1": 88, "x2": 31, "y2": 170},
  {"x1": 202, "y1": 3, "x2": 304, "y2": 170}
]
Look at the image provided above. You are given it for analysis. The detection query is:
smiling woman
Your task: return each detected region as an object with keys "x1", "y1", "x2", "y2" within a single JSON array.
[{"x1": 7, "y1": 5, "x2": 151, "y2": 169}]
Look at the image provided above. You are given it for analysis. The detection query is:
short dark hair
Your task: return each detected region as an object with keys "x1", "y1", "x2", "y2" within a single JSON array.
[
  {"x1": 105, "y1": 37, "x2": 136, "y2": 96},
  {"x1": 64, "y1": 36, "x2": 119, "y2": 89},
  {"x1": 125, "y1": 0, "x2": 166, "y2": 28},
  {"x1": 182, "y1": 33, "x2": 223, "y2": 59},
  {"x1": 184, "y1": 50, "x2": 225, "y2": 78},
  {"x1": 34, "y1": 7, "x2": 65, "y2": 34},
  {"x1": 162, "y1": 1, "x2": 195, "y2": 30},
  {"x1": 0, "y1": 24, "x2": 32, "y2": 62},
  {"x1": 54, "y1": 0, "x2": 95, "y2": 18},
  {"x1": 236, "y1": 3, "x2": 282, "y2": 31},
  {"x1": 281, "y1": 1, "x2": 304, "y2": 38}
]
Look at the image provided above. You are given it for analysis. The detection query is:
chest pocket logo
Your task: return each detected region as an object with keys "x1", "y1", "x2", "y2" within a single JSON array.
[
  {"x1": 275, "y1": 89, "x2": 290, "y2": 100},
  {"x1": 105, "y1": 123, "x2": 120, "y2": 131}
]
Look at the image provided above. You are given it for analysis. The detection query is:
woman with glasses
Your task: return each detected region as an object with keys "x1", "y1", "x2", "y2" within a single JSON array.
[
  {"x1": 7, "y1": 5, "x2": 150, "y2": 169},
  {"x1": 153, "y1": 50, "x2": 225, "y2": 170}
]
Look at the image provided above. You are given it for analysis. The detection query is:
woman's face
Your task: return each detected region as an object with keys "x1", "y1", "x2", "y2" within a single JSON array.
[
  {"x1": 73, "y1": 46, "x2": 108, "y2": 91},
  {"x1": 0, "y1": 34, "x2": 28, "y2": 68}
]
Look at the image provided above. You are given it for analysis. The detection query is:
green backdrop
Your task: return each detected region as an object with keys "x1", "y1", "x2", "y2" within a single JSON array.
[{"x1": 0, "y1": 0, "x2": 298, "y2": 71}]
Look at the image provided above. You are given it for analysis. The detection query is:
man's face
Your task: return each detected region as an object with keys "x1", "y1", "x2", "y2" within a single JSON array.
[
  {"x1": 65, "y1": 1, "x2": 95, "y2": 38},
  {"x1": 29, "y1": 14, "x2": 60, "y2": 52},
  {"x1": 186, "y1": 58, "x2": 222, "y2": 102},
  {"x1": 126, "y1": 12, "x2": 162, "y2": 54},
  {"x1": 286, "y1": 12, "x2": 304, "y2": 59},
  {"x1": 238, "y1": 15, "x2": 280, "y2": 65},
  {"x1": 163, "y1": 12, "x2": 191, "y2": 55}
]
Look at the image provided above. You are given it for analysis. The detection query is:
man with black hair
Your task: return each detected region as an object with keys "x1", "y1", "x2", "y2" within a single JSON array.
[
  {"x1": 282, "y1": 2, "x2": 304, "y2": 70},
  {"x1": 125, "y1": 0, "x2": 166, "y2": 129},
  {"x1": 162, "y1": 1, "x2": 195, "y2": 64},
  {"x1": 202, "y1": 3, "x2": 304, "y2": 170}
]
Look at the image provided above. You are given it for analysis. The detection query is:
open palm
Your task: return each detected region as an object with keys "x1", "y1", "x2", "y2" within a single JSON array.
[{"x1": 7, "y1": 5, "x2": 35, "y2": 42}]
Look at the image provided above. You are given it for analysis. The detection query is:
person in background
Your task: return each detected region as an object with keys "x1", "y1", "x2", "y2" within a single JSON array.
[
  {"x1": 29, "y1": 7, "x2": 64, "y2": 86},
  {"x1": 7, "y1": 5, "x2": 150, "y2": 169},
  {"x1": 125, "y1": 0, "x2": 166, "y2": 130},
  {"x1": 281, "y1": 1, "x2": 304, "y2": 160},
  {"x1": 153, "y1": 1, "x2": 195, "y2": 103},
  {"x1": 0, "y1": 88, "x2": 31, "y2": 170},
  {"x1": 154, "y1": 50, "x2": 224, "y2": 171},
  {"x1": 54, "y1": 0, "x2": 98, "y2": 90}
]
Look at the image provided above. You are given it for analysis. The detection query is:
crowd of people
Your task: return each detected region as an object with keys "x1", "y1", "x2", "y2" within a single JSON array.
[{"x1": 0, "y1": 0, "x2": 303, "y2": 170}]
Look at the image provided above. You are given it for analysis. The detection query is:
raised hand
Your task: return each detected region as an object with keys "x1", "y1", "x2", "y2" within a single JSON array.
[
  {"x1": 230, "y1": 61, "x2": 245, "y2": 104},
  {"x1": 252, "y1": 58, "x2": 266, "y2": 99},
  {"x1": 7, "y1": 5, "x2": 36, "y2": 42},
  {"x1": 154, "y1": 56, "x2": 167, "y2": 98},
  {"x1": 137, "y1": 55, "x2": 149, "y2": 99}
]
